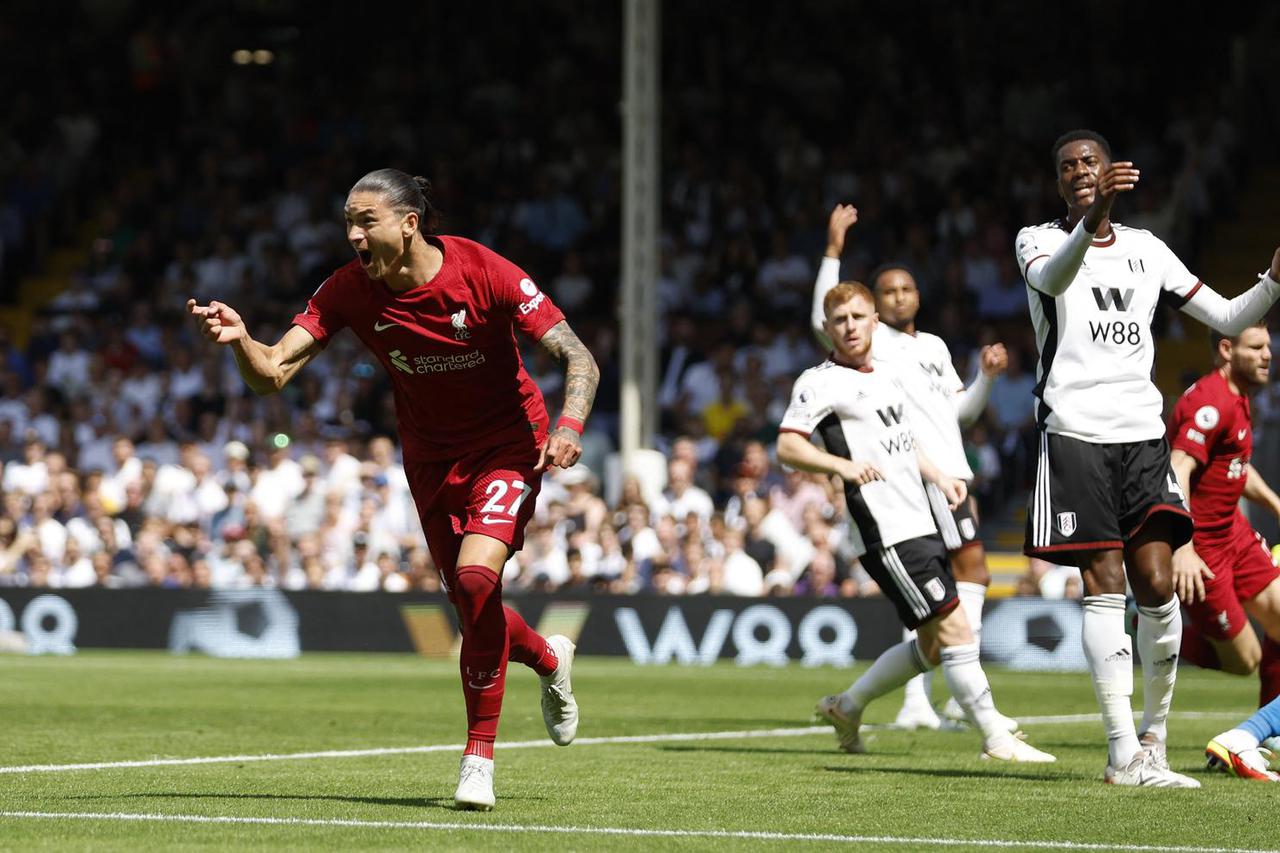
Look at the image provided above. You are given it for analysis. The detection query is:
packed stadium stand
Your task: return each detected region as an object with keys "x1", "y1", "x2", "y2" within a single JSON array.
[{"x1": 2, "y1": 1, "x2": 1278, "y2": 598}]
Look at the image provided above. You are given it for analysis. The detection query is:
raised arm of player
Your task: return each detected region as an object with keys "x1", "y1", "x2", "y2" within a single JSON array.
[
  {"x1": 1169, "y1": 448, "x2": 1215, "y2": 602},
  {"x1": 916, "y1": 444, "x2": 967, "y2": 509},
  {"x1": 776, "y1": 430, "x2": 880, "y2": 486},
  {"x1": 954, "y1": 343, "x2": 1007, "y2": 427},
  {"x1": 1243, "y1": 463, "x2": 1280, "y2": 521},
  {"x1": 1022, "y1": 161, "x2": 1140, "y2": 297},
  {"x1": 811, "y1": 204, "x2": 858, "y2": 349},
  {"x1": 1177, "y1": 249, "x2": 1280, "y2": 335},
  {"x1": 535, "y1": 320, "x2": 600, "y2": 471},
  {"x1": 187, "y1": 299, "x2": 323, "y2": 395}
]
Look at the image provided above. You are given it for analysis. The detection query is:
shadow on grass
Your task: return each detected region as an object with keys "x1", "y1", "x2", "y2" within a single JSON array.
[
  {"x1": 656, "y1": 743, "x2": 912, "y2": 758},
  {"x1": 822, "y1": 765, "x2": 1064, "y2": 782},
  {"x1": 61, "y1": 792, "x2": 545, "y2": 809}
]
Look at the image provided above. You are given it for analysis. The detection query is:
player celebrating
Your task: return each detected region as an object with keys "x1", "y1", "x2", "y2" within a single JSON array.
[
  {"x1": 1168, "y1": 325, "x2": 1280, "y2": 707},
  {"x1": 780, "y1": 281, "x2": 1054, "y2": 764},
  {"x1": 188, "y1": 169, "x2": 599, "y2": 811},
  {"x1": 812, "y1": 205, "x2": 1014, "y2": 733},
  {"x1": 1016, "y1": 129, "x2": 1280, "y2": 786}
]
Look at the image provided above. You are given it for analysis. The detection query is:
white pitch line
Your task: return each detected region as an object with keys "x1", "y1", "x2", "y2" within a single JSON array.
[
  {"x1": 0, "y1": 711, "x2": 1244, "y2": 775},
  {"x1": 0, "y1": 812, "x2": 1272, "y2": 853}
]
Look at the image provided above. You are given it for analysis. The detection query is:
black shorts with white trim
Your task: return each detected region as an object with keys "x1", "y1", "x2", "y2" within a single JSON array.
[
  {"x1": 924, "y1": 482, "x2": 981, "y2": 553},
  {"x1": 861, "y1": 533, "x2": 959, "y2": 630},
  {"x1": 1024, "y1": 431, "x2": 1193, "y2": 557}
]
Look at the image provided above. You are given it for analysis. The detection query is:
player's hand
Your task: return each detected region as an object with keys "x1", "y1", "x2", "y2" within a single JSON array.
[
  {"x1": 535, "y1": 426, "x2": 582, "y2": 471},
  {"x1": 825, "y1": 204, "x2": 858, "y2": 258},
  {"x1": 1268, "y1": 246, "x2": 1280, "y2": 282},
  {"x1": 1083, "y1": 162, "x2": 1139, "y2": 231},
  {"x1": 188, "y1": 299, "x2": 246, "y2": 345},
  {"x1": 838, "y1": 458, "x2": 881, "y2": 486},
  {"x1": 979, "y1": 343, "x2": 1008, "y2": 378},
  {"x1": 1171, "y1": 543, "x2": 1214, "y2": 604},
  {"x1": 939, "y1": 477, "x2": 968, "y2": 510}
]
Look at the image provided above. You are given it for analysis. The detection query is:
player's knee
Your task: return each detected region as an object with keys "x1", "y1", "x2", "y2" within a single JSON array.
[{"x1": 454, "y1": 565, "x2": 502, "y2": 627}]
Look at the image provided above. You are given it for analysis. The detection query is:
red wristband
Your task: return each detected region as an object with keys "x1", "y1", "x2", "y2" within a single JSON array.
[{"x1": 556, "y1": 416, "x2": 584, "y2": 435}]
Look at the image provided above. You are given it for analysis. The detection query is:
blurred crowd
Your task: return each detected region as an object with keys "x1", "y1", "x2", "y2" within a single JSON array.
[{"x1": 0, "y1": 1, "x2": 1276, "y2": 597}]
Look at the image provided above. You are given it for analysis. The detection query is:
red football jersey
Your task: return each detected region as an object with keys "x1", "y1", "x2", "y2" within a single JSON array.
[
  {"x1": 291, "y1": 236, "x2": 565, "y2": 462},
  {"x1": 1166, "y1": 369, "x2": 1252, "y2": 541}
]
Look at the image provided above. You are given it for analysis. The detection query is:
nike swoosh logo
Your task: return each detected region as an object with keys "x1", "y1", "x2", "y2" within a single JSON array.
[
  {"x1": 479, "y1": 515, "x2": 514, "y2": 525},
  {"x1": 468, "y1": 681, "x2": 498, "y2": 690},
  {"x1": 374, "y1": 321, "x2": 397, "y2": 331},
  {"x1": 1238, "y1": 429, "x2": 1248, "y2": 440}
]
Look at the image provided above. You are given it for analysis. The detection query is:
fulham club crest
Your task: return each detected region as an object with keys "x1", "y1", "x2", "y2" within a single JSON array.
[{"x1": 1057, "y1": 512, "x2": 1077, "y2": 537}]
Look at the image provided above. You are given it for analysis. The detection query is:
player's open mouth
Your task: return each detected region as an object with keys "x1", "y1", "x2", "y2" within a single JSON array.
[{"x1": 357, "y1": 249, "x2": 373, "y2": 266}]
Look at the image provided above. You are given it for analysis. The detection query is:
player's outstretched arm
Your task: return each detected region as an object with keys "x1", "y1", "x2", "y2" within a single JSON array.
[
  {"x1": 536, "y1": 320, "x2": 600, "y2": 470},
  {"x1": 1243, "y1": 463, "x2": 1280, "y2": 521},
  {"x1": 810, "y1": 204, "x2": 858, "y2": 348},
  {"x1": 1178, "y1": 249, "x2": 1280, "y2": 335},
  {"x1": 1169, "y1": 449, "x2": 1215, "y2": 602},
  {"x1": 1022, "y1": 162, "x2": 1140, "y2": 297},
  {"x1": 954, "y1": 343, "x2": 1007, "y2": 427},
  {"x1": 777, "y1": 431, "x2": 880, "y2": 485},
  {"x1": 187, "y1": 299, "x2": 322, "y2": 395}
]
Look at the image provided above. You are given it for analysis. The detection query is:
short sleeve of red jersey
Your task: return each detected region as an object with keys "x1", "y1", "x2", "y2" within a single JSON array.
[
  {"x1": 1168, "y1": 389, "x2": 1225, "y2": 465},
  {"x1": 485, "y1": 249, "x2": 566, "y2": 339},
  {"x1": 290, "y1": 273, "x2": 348, "y2": 347}
]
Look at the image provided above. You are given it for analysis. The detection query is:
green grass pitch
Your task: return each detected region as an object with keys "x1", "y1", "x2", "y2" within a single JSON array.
[{"x1": 0, "y1": 651, "x2": 1275, "y2": 851}]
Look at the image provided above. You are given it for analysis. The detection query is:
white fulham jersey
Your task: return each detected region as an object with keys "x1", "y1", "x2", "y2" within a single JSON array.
[
  {"x1": 780, "y1": 359, "x2": 937, "y2": 549},
  {"x1": 873, "y1": 325, "x2": 973, "y2": 480},
  {"x1": 1016, "y1": 221, "x2": 1201, "y2": 442}
]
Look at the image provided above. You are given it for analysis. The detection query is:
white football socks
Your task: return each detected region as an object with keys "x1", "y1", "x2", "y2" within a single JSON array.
[
  {"x1": 956, "y1": 581, "x2": 987, "y2": 639},
  {"x1": 1136, "y1": 597, "x2": 1181, "y2": 743},
  {"x1": 938, "y1": 642, "x2": 1004, "y2": 744},
  {"x1": 1082, "y1": 594, "x2": 1140, "y2": 766},
  {"x1": 842, "y1": 638, "x2": 930, "y2": 713},
  {"x1": 899, "y1": 628, "x2": 932, "y2": 710}
]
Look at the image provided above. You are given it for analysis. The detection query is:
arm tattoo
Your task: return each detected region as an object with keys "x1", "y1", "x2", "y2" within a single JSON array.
[{"x1": 538, "y1": 320, "x2": 600, "y2": 424}]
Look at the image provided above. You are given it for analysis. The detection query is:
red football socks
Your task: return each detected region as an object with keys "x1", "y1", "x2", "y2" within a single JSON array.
[
  {"x1": 1178, "y1": 622, "x2": 1220, "y2": 670},
  {"x1": 454, "y1": 565, "x2": 508, "y2": 755},
  {"x1": 1260, "y1": 635, "x2": 1280, "y2": 706},
  {"x1": 506, "y1": 605, "x2": 558, "y2": 677}
]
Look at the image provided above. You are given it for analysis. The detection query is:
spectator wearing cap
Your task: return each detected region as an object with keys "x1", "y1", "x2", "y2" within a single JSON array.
[
  {"x1": 219, "y1": 440, "x2": 252, "y2": 493},
  {"x1": 285, "y1": 455, "x2": 327, "y2": 538},
  {"x1": 558, "y1": 466, "x2": 606, "y2": 536}
]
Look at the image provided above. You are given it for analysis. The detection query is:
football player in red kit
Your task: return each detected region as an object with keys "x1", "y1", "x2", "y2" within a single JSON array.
[
  {"x1": 1168, "y1": 322, "x2": 1280, "y2": 709},
  {"x1": 188, "y1": 169, "x2": 599, "y2": 811}
]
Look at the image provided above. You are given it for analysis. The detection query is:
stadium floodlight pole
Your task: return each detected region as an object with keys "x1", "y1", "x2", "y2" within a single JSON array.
[{"x1": 620, "y1": 0, "x2": 660, "y2": 468}]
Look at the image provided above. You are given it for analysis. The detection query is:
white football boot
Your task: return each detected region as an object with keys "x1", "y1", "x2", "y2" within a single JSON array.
[
  {"x1": 540, "y1": 635, "x2": 578, "y2": 745},
  {"x1": 981, "y1": 732, "x2": 1056, "y2": 763},
  {"x1": 815, "y1": 695, "x2": 865, "y2": 754},
  {"x1": 1105, "y1": 749, "x2": 1201, "y2": 788},
  {"x1": 454, "y1": 754, "x2": 496, "y2": 811}
]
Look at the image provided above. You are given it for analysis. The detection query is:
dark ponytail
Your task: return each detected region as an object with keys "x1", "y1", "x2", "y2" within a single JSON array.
[{"x1": 350, "y1": 168, "x2": 441, "y2": 234}]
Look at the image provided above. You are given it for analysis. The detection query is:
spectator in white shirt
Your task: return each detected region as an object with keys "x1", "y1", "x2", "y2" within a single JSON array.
[
  {"x1": 720, "y1": 528, "x2": 764, "y2": 596},
  {"x1": 653, "y1": 458, "x2": 714, "y2": 525},
  {"x1": 2, "y1": 439, "x2": 48, "y2": 495},
  {"x1": 46, "y1": 332, "x2": 92, "y2": 397}
]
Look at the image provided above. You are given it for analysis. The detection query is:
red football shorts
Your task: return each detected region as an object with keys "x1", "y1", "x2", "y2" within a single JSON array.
[
  {"x1": 1185, "y1": 512, "x2": 1280, "y2": 641},
  {"x1": 406, "y1": 442, "x2": 544, "y2": 580}
]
